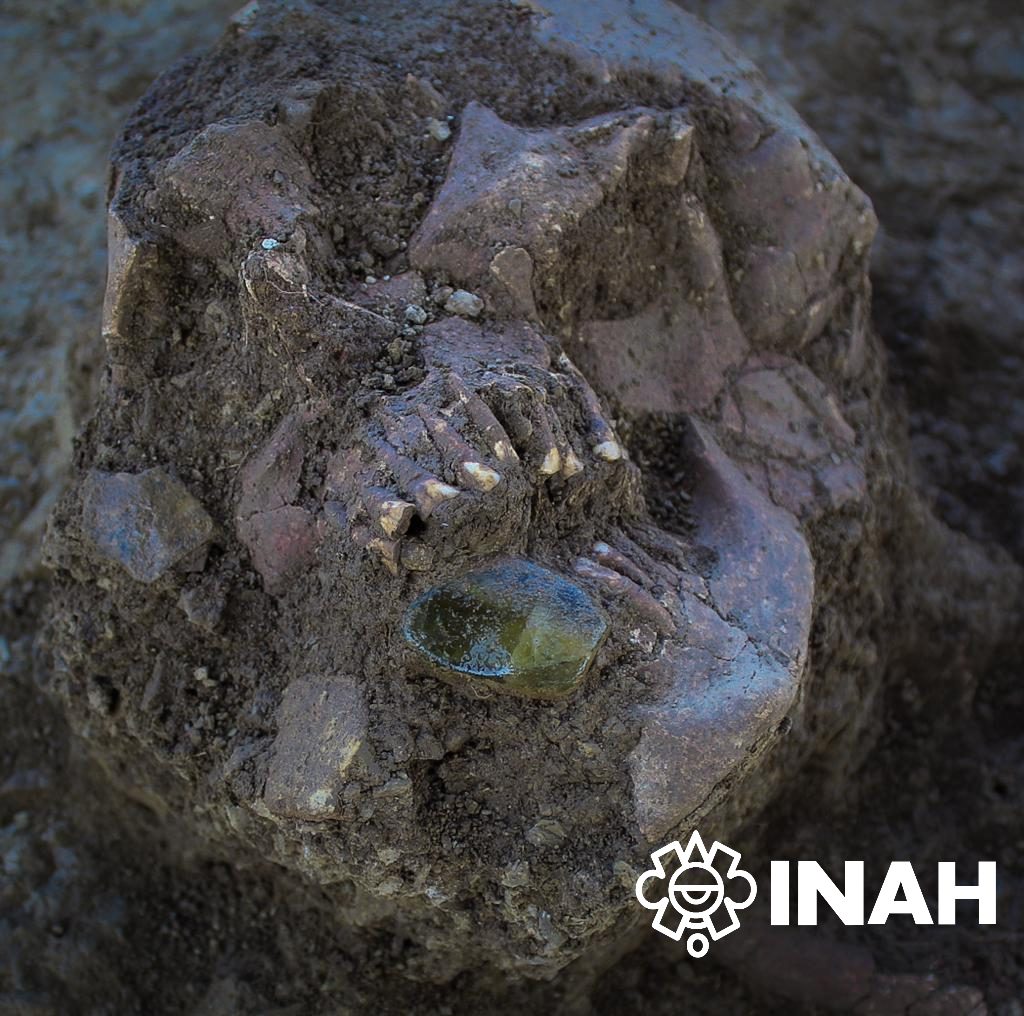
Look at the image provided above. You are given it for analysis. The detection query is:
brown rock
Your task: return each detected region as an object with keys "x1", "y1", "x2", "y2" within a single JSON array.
[
  {"x1": 101, "y1": 199, "x2": 157, "y2": 359},
  {"x1": 81, "y1": 468, "x2": 213, "y2": 583},
  {"x1": 409, "y1": 103, "x2": 655, "y2": 310},
  {"x1": 263, "y1": 674, "x2": 368, "y2": 821}
]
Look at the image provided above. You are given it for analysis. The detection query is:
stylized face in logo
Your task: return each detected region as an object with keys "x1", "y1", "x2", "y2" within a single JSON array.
[
  {"x1": 670, "y1": 863, "x2": 724, "y2": 919},
  {"x1": 44, "y1": 0, "x2": 876, "y2": 983},
  {"x1": 637, "y1": 832, "x2": 757, "y2": 957}
]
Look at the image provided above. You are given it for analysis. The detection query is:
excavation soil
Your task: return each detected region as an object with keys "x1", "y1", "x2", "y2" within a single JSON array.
[{"x1": 1, "y1": 1, "x2": 1022, "y2": 1014}]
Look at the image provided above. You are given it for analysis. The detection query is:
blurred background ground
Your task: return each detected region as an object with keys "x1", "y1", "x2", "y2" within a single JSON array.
[{"x1": 1, "y1": 2, "x2": 1021, "y2": 1012}]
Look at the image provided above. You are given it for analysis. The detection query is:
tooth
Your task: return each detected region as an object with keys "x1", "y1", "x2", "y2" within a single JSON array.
[
  {"x1": 462, "y1": 462, "x2": 502, "y2": 491},
  {"x1": 494, "y1": 439, "x2": 519, "y2": 463},
  {"x1": 594, "y1": 440, "x2": 622, "y2": 462},
  {"x1": 539, "y1": 447, "x2": 561, "y2": 475},
  {"x1": 367, "y1": 537, "x2": 401, "y2": 574},
  {"x1": 424, "y1": 479, "x2": 459, "y2": 501},
  {"x1": 378, "y1": 498, "x2": 417, "y2": 537},
  {"x1": 562, "y1": 449, "x2": 584, "y2": 477}
]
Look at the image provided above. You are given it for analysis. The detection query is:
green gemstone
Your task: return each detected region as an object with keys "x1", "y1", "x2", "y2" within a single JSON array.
[{"x1": 402, "y1": 559, "x2": 608, "y2": 700}]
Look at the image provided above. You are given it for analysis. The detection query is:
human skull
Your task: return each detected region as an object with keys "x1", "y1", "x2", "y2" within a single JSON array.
[{"x1": 44, "y1": 0, "x2": 887, "y2": 982}]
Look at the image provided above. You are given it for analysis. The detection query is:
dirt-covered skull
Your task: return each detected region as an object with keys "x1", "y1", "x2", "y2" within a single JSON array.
[{"x1": 44, "y1": 0, "x2": 883, "y2": 982}]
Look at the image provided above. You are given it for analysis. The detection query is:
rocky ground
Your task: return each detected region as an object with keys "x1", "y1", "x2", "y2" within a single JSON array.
[{"x1": 1, "y1": 1, "x2": 1021, "y2": 1014}]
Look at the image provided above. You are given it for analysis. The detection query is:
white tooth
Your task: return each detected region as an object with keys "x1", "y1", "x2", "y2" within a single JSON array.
[
  {"x1": 379, "y1": 499, "x2": 415, "y2": 537},
  {"x1": 494, "y1": 439, "x2": 518, "y2": 463},
  {"x1": 539, "y1": 447, "x2": 561, "y2": 475},
  {"x1": 424, "y1": 479, "x2": 459, "y2": 500},
  {"x1": 367, "y1": 538, "x2": 400, "y2": 575},
  {"x1": 594, "y1": 440, "x2": 622, "y2": 462},
  {"x1": 561, "y1": 449, "x2": 584, "y2": 477},
  {"x1": 463, "y1": 462, "x2": 502, "y2": 491}
]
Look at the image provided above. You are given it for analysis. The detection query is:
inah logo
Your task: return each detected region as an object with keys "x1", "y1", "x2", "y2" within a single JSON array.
[
  {"x1": 636, "y1": 833, "x2": 997, "y2": 957},
  {"x1": 768, "y1": 860, "x2": 998, "y2": 926},
  {"x1": 635, "y1": 831, "x2": 756, "y2": 957}
]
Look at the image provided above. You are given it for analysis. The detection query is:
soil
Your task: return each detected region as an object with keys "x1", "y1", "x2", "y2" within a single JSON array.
[{"x1": 1, "y1": 1, "x2": 1021, "y2": 1014}]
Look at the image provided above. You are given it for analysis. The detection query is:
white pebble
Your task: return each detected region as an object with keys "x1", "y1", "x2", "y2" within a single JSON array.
[
  {"x1": 445, "y1": 289, "x2": 484, "y2": 318},
  {"x1": 427, "y1": 118, "x2": 452, "y2": 142}
]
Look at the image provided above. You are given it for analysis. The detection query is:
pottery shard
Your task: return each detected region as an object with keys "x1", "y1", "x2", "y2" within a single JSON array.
[
  {"x1": 102, "y1": 198, "x2": 157, "y2": 356},
  {"x1": 576, "y1": 284, "x2": 748, "y2": 415},
  {"x1": 235, "y1": 411, "x2": 325, "y2": 592},
  {"x1": 686, "y1": 419, "x2": 814, "y2": 664},
  {"x1": 713, "y1": 129, "x2": 877, "y2": 350},
  {"x1": 629, "y1": 640, "x2": 794, "y2": 843},
  {"x1": 732, "y1": 368, "x2": 833, "y2": 462},
  {"x1": 81, "y1": 468, "x2": 214, "y2": 583},
  {"x1": 263, "y1": 675, "x2": 368, "y2": 821}
]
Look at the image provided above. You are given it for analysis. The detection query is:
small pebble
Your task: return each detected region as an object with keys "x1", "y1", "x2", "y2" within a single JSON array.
[
  {"x1": 501, "y1": 861, "x2": 531, "y2": 889},
  {"x1": 527, "y1": 818, "x2": 567, "y2": 848},
  {"x1": 86, "y1": 681, "x2": 117, "y2": 715},
  {"x1": 404, "y1": 303, "x2": 428, "y2": 325},
  {"x1": 427, "y1": 118, "x2": 452, "y2": 142},
  {"x1": 445, "y1": 289, "x2": 484, "y2": 318},
  {"x1": 613, "y1": 860, "x2": 639, "y2": 889},
  {"x1": 376, "y1": 775, "x2": 413, "y2": 798},
  {"x1": 179, "y1": 583, "x2": 225, "y2": 631},
  {"x1": 194, "y1": 665, "x2": 215, "y2": 688}
]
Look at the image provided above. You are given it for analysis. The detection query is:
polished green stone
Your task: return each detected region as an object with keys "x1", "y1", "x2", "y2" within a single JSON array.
[{"x1": 402, "y1": 559, "x2": 607, "y2": 700}]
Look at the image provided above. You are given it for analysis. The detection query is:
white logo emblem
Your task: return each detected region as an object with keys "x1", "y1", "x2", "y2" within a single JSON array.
[{"x1": 635, "y1": 831, "x2": 757, "y2": 957}]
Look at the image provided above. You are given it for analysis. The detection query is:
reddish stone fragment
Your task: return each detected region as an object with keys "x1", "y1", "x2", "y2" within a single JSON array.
[
  {"x1": 237, "y1": 412, "x2": 308, "y2": 519},
  {"x1": 237, "y1": 506, "x2": 320, "y2": 593},
  {"x1": 409, "y1": 103, "x2": 655, "y2": 315}
]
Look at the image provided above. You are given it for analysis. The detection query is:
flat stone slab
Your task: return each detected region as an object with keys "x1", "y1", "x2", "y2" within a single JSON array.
[{"x1": 263, "y1": 674, "x2": 368, "y2": 821}]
